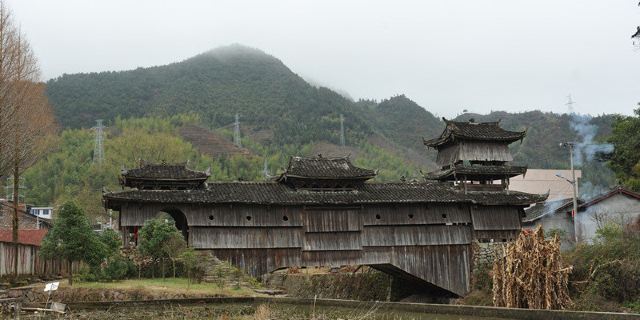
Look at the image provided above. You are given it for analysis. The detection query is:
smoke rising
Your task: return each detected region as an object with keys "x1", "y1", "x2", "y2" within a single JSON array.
[
  {"x1": 569, "y1": 114, "x2": 614, "y2": 166},
  {"x1": 539, "y1": 198, "x2": 569, "y2": 221}
]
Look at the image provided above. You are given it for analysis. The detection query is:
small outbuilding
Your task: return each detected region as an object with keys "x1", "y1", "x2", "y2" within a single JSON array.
[
  {"x1": 523, "y1": 186, "x2": 640, "y2": 248},
  {"x1": 575, "y1": 186, "x2": 640, "y2": 241}
]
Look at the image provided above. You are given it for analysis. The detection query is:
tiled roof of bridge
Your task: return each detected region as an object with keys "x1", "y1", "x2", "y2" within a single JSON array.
[
  {"x1": 278, "y1": 156, "x2": 376, "y2": 180},
  {"x1": 424, "y1": 119, "x2": 526, "y2": 147},
  {"x1": 122, "y1": 162, "x2": 209, "y2": 180},
  {"x1": 104, "y1": 181, "x2": 546, "y2": 207},
  {"x1": 425, "y1": 164, "x2": 528, "y2": 180}
]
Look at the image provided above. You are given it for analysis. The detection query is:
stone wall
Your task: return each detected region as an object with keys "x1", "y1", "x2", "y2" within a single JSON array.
[
  {"x1": 472, "y1": 241, "x2": 506, "y2": 272},
  {"x1": 265, "y1": 268, "x2": 392, "y2": 301}
]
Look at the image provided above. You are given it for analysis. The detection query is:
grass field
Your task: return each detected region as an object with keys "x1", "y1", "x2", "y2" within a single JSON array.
[{"x1": 68, "y1": 278, "x2": 260, "y2": 297}]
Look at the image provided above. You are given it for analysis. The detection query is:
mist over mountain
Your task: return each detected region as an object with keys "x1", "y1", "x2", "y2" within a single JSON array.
[{"x1": 45, "y1": 44, "x2": 616, "y2": 175}]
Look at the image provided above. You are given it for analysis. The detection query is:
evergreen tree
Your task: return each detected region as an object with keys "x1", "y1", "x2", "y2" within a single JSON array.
[
  {"x1": 40, "y1": 201, "x2": 106, "y2": 285},
  {"x1": 138, "y1": 214, "x2": 186, "y2": 279},
  {"x1": 608, "y1": 107, "x2": 640, "y2": 191}
]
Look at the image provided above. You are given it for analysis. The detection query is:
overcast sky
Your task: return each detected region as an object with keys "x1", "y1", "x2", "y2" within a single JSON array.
[{"x1": 7, "y1": 0, "x2": 640, "y2": 117}]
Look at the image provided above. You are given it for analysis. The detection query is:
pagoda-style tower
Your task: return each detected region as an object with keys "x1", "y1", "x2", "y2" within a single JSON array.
[
  {"x1": 423, "y1": 118, "x2": 527, "y2": 192},
  {"x1": 119, "y1": 161, "x2": 210, "y2": 190},
  {"x1": 277, "y1": 155, "x2": 376, "y2": 191}
]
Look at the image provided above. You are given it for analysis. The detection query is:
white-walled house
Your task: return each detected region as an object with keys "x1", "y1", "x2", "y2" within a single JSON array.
[
  {"x1": 523, "y1": 186, "x2": 640, "y2": 249},
  {"x1": 29, "y1": 207, "x2": 53, "y2": 220},
  {"x1": 575, "y1": 187, "x2": 640, "y2": 242}
]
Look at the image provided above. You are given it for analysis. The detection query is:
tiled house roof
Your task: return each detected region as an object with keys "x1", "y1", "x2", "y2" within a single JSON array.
[
  {"x1": 523, "y1": 198, "x2": 578, "y2": 223},
  {"x1": 578, "y1": 186, "x2": 640, "y2": 211},
  {"x1": 424, "y1": 119, "x2": 526, "y2": 147},
  {"x1": 0, "y1": 229, "x2": 48, "y2": 247}
]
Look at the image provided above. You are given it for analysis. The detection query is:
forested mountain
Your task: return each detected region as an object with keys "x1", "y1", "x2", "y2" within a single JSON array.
[
  {"x1": 47, "y1": 45, "x2": 372, "y2": 146},
  {"x1": 44, "y1": 44, "x2": 618, "y2": 200}
]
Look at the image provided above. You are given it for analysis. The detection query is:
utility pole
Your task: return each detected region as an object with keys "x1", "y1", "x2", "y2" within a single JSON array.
[
  {"x1": 93, "y1": 119, "x2": 105, "y2": 164},
  {"x1": 559, "y1": 142, "x2": 579, "y2": 243},
  {"x1": 234, "y1": 113, "x2": 242, "y2": 148},
  {"x1": 340, "y1": 114, "x2": 345, "y2": 147}
]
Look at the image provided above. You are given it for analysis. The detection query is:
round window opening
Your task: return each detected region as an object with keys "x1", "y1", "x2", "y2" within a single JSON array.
[
  {"x1": 208, "y1": 215, "x2": 214, "y2": 221},
  {"x1": 283, "y1": 215, "x2": 289, "y2": 221},
  {"x1": 375, "y1": 214, "x2": 381, "y2": 220},
  {"x1": 246, "y1": 216, "x2": 252, "y2": 221},
  {"x1": 408, "y1": 214, "x2": 414, "y2": 219}
]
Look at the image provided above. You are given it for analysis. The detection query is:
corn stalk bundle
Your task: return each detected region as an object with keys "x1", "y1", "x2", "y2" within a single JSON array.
[{"x1": 492, "y1": 226, "x2": 572, "y2": 309}]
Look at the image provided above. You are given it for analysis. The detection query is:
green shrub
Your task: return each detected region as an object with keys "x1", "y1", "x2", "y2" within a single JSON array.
[
  {"x1": 590, "y1": 260, "x2": 640, "y2": 302},
  {"x1": 181, "y1": 249, "x2": 207, "y2": 284},
  {"x1": 565, "y1": 222, "x2": 640, "y2": 311},
  {"x1": 78, "y1": 266, "x2": 99, "y2": 282},
  {"x1": 472, "y1": 263, "x2": 493, "y2": 291},
  {"x1": 623, "y1": 300, "x2": 640, "y2": 313},
  {"x1": 459, "y1": 289, "x2": 493, "y2": 306},
  {"x1": 103, "y1": 255, "x2": 136, "y2": 281}
]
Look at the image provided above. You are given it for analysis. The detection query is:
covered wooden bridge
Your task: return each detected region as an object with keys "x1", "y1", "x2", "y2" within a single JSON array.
[{"x1": 103, "y1": 120, "x2": 545, "y2": 297}]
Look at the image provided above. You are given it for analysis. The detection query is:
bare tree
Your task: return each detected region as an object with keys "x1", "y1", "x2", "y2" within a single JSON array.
[{"x1": 0, "y1": 1, "x2": 55, "y2": 280}]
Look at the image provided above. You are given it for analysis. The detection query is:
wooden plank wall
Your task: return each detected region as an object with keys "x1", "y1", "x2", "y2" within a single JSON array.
[
  {"x1": 0, "y1": 242, "x2": 81, "y2": 277},
  {"x1": 471, "y1": 206, "x2": 521, "y2": 241},
  {"x1": 365, "y1": 245, "x2": 471, "y2": 296},
  {"x1": 459, "y1": 141, "x2": 513, "y2": 162},
  {"x1": 192, "y1": 203, "x2": 473, "y2": 295},
  {"x1": 436, "y1": 142, "x2": 513, "y2": 166},
  {"x1": 118, "y1": 202, "x2": 524, "y2": 296},
  {"x1": 191, "y1": 227, "x2": 302, "y2": 249}
]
